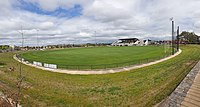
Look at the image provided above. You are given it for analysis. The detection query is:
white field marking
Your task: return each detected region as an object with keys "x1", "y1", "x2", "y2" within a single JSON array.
[{"x1": 13, "y1": 50, "x2": 182, "y2": 75}]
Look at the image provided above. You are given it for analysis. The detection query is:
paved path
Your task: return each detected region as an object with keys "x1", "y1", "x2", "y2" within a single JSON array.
[
  {"x1": 158, "y1": 61, "x2": 200, "y2": 107},
  {"x1": 13, "y1": 50, "x2": 182, "y2": 75},
  {"x1": 181, "y1": 65, "x2": 200, "y2": 107}
]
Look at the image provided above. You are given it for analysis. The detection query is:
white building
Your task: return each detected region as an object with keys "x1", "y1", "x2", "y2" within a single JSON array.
[{"x1": 111, "y1": 38, "x2": 151, "y2": 46}]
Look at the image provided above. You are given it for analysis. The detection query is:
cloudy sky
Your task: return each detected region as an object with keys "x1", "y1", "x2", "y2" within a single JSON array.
[{"x1": 0, "y1": 0, "x2": 200, "y2": 46}]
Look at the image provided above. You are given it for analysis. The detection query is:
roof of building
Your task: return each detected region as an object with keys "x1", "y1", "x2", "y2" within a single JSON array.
[{"x1": 119, "y1": 38, "x2": 139, "y2": 41}]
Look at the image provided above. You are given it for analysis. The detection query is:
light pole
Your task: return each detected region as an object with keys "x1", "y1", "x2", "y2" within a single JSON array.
[
  {"x1": 177, "y1": 26, "x2": 180, "y2": 52},
  {"x1": 18, "y1": 26, "x2": 25, "y2": 49},
  {"x1": 94, "y1": 30, "x2": 97, "y2": 46},
  {"x1": 170, "y1": 18, "x2": 175, "y2": 55},
  {"x1": 36, "y1": 29, "x2": 39, "y2": 50}
]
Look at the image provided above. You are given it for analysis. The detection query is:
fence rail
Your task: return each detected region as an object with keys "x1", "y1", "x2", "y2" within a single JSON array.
[{"x1": 58, "y1": 54, "x2": 171, "y2": 70}]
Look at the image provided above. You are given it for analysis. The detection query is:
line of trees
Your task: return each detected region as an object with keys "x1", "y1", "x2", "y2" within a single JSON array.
[
  {"x1": 179, "y1": 31, "x2": 200, "y2": 44},
  {"x1": 0, "y1": 45, "x2": 10, "y2": 50}
]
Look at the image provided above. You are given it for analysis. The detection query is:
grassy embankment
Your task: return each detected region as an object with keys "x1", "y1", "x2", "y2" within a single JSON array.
[{"x1": 0, "y1": 45, "x2": 199, "y2": 106}]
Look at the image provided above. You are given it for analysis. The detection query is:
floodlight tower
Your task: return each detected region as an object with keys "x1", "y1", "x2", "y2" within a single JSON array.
[
  {"x1": 94, "y1": 30, "x2": 97, "y2": 46},
  {"x1": 36, "y1": 29, "x2": 39, "y2": 50},
  {"x1": 170, "y1": 17, "x2": 175, "y2": 55},
  {"x1": 18, "y1": 26, "x2": 25, "y2": 49},
  {"x1": 177, "y1": 26, "x2": 180, "y2": 51}
]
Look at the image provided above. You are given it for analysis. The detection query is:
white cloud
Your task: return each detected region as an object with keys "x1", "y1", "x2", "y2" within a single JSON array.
[
  {"x1": 0, "y1": 0, "x2": 200, "y2": 46},
  {"x1": 83, "y1": 0, "x2": 137, "y2": 22},
  {"x1": 39, "y1": 22, "x2": 54, "y2": 30}
]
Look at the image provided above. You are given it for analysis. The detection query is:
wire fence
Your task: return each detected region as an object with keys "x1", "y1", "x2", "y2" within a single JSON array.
[
  {"x1": 16, "y1": 52, "x2": 173, "y2": 70},
  {"x1": 58, "y1": 54, "x2": 171, "y2": 70}
]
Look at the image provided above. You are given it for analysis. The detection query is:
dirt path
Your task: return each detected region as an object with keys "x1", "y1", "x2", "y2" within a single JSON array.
[{"x1": 13, "y1": 50, "x2": 182, "y2": 75}]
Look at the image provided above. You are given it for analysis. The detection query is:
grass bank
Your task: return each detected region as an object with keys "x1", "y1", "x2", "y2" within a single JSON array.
[{"x1": 0, "y1": 45, "x2": 199, "y2": 106}]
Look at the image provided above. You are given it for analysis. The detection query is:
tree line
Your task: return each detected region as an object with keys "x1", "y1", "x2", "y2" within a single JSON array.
[{"x1": 179, "y1": 31, "x2": 200, "y2": 44}]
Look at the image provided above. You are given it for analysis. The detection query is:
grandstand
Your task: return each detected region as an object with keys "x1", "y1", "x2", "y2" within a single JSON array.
[{"x1": 111, "y1": 38, "x2": 151, "y2": 46}]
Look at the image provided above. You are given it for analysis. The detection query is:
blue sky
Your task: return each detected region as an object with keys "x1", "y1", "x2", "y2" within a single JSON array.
[
  {"x1": 16, "y1": 0, "x2": 83, "y2": 18},
  {"x1": 0, "y1": 0, "x2": 200, "y2": 46}
]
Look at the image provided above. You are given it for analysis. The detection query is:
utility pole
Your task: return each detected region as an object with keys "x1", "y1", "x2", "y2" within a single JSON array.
[
  {"x1": 170, "y1": 18, "x2": 175, "y2": 55},
  {"x1": 177, "y1": 26, "x2": 180, "y2": 51}
]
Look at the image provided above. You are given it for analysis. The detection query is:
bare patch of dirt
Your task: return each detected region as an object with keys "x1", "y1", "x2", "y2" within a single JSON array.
[{"x1": 0, "y1": 97, "x2": 12, "y2": 107}]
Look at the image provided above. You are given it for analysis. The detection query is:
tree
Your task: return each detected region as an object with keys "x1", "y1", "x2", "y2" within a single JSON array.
[{"x1": 179, "y1": 31, "x2": 200, "y2": 44}]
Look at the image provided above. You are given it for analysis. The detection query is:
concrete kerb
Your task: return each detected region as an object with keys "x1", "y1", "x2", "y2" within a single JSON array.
[{"x1": 13, "y1": 49, "x2": 182, "y2": 75}]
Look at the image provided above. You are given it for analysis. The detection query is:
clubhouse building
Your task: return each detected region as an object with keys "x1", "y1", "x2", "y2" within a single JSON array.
[{"x1": 111, "y1": 38, "x2": 151, "y2": 46}]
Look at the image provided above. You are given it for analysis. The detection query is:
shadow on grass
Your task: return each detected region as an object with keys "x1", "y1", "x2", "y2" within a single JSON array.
[{"x1": 0, "y1": 63, "x2": 4, "y2": 67}]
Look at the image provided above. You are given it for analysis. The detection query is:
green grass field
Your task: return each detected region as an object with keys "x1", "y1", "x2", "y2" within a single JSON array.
[
  {"x1": 0, "y1": 45, "x2": 199, "y2": 106},
  {"x1": 20, "y1": 46, "x2": 171, "y2": 69}
]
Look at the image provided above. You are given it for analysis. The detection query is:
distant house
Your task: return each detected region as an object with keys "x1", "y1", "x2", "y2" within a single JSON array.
[
  {"x1": 10, "y1": 45, "x2": 21, "y2": 51},
  {"x1": 111, "y1": 38, "x2": 151, "y2": 46},
  {"x1": 143, "y1": 40, "x2": 152, "y2": 46}
]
